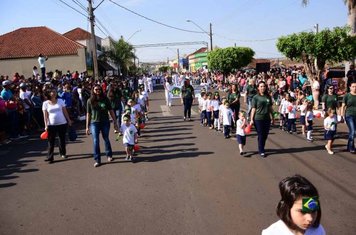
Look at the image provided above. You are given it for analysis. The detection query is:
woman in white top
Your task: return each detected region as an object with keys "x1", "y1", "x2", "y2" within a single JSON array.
[
  {"x1": 42, "y1": 88, "x2": 72, "y2": 163},
  {"x1": 262, "y1": 175, "x2": 325, "y2": 235}
]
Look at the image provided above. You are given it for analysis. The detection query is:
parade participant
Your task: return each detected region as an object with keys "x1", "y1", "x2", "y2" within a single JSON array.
[
  {"x1": 321, "y1": 84, "x2": 339, "y2": 131},
  {"x1": 262, "y1": 174, "x2": 325, "y2": 235},
  {"x1": 298, "y1": 99, "x2": 308, "y2": 136},
  {"x1": 42, "y1": 88, "x2": 72, "y2": 163},
  {"x1": 250, "y1": 81, "x2": 274, "y2": 158},
  {"x1": 236, "y1": 111, "x2": 247, "y2": 155},
  {"x1": 198, "y1": 92, "x2": 207, "y2": 126},
  {"x1": 120, "y1": 114, "x2": 138, "y2": 162},
  {"x1": 163, "y1": 77, "x2": 172, "y2": 107},
  {"x1": 305, "y1": 102, "x2": 314, "y2": 142},
  {"x1": 107, "y1": 81, "x2": 122, "y2": 133},
  {"x1": 86, "y1": 85, "x2": 118, "y2": 167},
  {"x1": 218, "y1": 97, "x2": 227, "y2": 132},
  {"x1": 227, "y1": 83, "x2": 241, "y2": 126},
  {"x1": 341, "y1": 80, "x2": 356, "y2": 153},
  {"x1": 287, "y1": 97, "x2": 297, "y2": 134},
  {"x1": 244, "y1": 78, "x2": 257, "y2": 120},
  {"x1": 324, "y1": 108, "x2": 337, "y2": 155},
  {"x1": 211, "y1": 91, "x2": 220, "y2": 130},
  {"x1": 222, "y1": 101, "x2": 234, "y2": 139},
  {"x1": 206, "y1": 92, "x2": 213, "y2": 129},
  {"x1": 181, "y1": 79, "x2": 195, "y2": 121}
]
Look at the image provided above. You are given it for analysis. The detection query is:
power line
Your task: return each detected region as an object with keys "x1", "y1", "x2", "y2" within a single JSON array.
[
  {"x1": 71, "y1": 0, "x2": 87, "y2": 12},
  {"x1": 58, "y1": 0, "x2": 109, "y2": 37},
  {"x1": 108, "y1": 0, "x2": 205, "y2": 34},
  {"x1": 58, "y1": 0, "x2": 87, "y2": 18}
]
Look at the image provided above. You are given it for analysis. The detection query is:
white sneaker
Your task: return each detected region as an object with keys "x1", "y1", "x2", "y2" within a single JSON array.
[
  {"x1": 125, "y1": 156, "x2": 129, "y2": 161},
  {"x1": 94, "y1": 162, "x2": 100, "y2": 167},
  {"x1": 61, "y1": 155, "x2": 67, "y2": 159},
  {"x1": 107, "y1": 157, "x2": 113, "y2": 162}
]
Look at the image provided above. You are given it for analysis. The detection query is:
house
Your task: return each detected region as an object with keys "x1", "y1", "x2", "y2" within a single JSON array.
[
  {"x1": 0, "y1": 26, "x2": 87, "y2": 78},
  {"x1": 187, "y1": 47, "x2": 208, "y2": 72}
]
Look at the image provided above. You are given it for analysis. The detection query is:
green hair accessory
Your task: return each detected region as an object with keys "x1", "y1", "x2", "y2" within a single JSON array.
[{"x1": 302, "y1": 197, "x2": 320, "y2": 213}]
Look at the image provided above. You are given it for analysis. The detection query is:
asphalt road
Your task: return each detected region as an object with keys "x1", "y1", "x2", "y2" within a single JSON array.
[{"x1": 0, "y1": 87, "x2": 355, "y2": 235}]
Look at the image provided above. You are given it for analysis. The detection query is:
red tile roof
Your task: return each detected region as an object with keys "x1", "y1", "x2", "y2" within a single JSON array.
[
  {"x1": 0, "y1": 26, "x2": 84, "y2": 59},
  {"x1": 63, "y1": 27, "x2": 92, "y2": 41}
]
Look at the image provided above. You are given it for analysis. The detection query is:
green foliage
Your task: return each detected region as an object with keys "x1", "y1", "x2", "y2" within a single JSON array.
[
  {"x1": 207, "y1": 47, "x2": 255, "y2": 74},
  {"x1": 276, "y1": 26, "x2": 356, "y2": 70},
  {"x1": 100, "y1": 38, "x2": 136, "y2": 76},
  {"x1": 158, "y1": 66, "x2": 171, "y2": 73}
]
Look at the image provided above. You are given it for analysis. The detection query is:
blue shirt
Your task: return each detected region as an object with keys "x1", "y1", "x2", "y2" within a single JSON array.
[{"x1": 0, "y1": 89, "x2": 13, "y2": 101}]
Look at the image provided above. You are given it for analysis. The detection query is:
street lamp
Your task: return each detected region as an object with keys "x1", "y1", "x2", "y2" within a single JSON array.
[
  {"x1": 127, "y1": 29, "x2": 141, "y2": 41},
  {"x1": 186, "y1": 20, "x2": 213, "y2": 51}
]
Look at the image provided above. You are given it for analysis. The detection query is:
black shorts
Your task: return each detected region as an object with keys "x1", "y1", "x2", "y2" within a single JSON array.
[
  {"x1": 236, "y1": 135, "x2": 246, "y2": 145},
  {"x1": 324, "y1": 130, "x2": 336, "y2": 140}
]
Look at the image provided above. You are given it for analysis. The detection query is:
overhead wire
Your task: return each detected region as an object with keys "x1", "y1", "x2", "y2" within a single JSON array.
[
  {"x1": 107, "y1": 0, "x2": 205, "y2": 34},
  {"x1": 57, "y1": 0, "x2": 109, "y2": 37}
]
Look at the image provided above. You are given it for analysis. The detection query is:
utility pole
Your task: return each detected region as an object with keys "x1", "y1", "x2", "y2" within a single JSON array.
[
  {"x1": 209, "y1": 23, "x2": 213, "y2": 51},
  {"x1": 88, "y1": 0, "x2": 99, "y2": 79}
]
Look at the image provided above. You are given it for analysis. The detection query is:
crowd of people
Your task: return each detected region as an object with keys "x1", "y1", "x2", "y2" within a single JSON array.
[
  {"x1": 1, "y1": 63, "x2": 356, "y2": 162},
  {"x1": 0, "y1": 64, "x2": 154, "y2": 167},
  {"x1": 162, "y1": 65, "x2": 356, "y2": 157}
]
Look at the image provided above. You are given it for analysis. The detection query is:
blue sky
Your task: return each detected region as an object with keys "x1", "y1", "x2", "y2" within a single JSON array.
[{"x1": 0, "y1": 0, "x2": 348, "y2": 62}]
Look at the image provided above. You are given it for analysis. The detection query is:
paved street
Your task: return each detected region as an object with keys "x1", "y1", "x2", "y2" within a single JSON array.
[{"x1": 0, "y1": 88, "x2": 356, "y2": 235}]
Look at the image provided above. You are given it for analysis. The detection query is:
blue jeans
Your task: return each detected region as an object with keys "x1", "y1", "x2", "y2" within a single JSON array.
[
  {"x1": 345, "y1": 115, "x2": 356, "y2": 151},
  {"x1": 90, "y1": 121, "x2": 112, "y2": 163},
  {"x1": 254, "y1": 119, "x2": 271, "y2": 154}
]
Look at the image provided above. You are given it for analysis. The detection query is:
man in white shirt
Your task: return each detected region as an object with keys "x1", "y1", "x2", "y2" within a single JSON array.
[{"x1": 38, "y1": 53, "x2": 48, "y2": 81}]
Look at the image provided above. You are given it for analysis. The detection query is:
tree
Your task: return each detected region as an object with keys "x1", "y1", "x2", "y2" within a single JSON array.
[
  {"x1": 100, "y1": 37, "x2": 136, "y2": 76},
  {"x1": 207, "y1": 47, "x2": 255, "y2": 75},
  {"x1": 276, "y1": 26, "x2": 356, "y2": 79},
  {"x1": 302, "y1": 0, "x2": 355, "y2": 35}
]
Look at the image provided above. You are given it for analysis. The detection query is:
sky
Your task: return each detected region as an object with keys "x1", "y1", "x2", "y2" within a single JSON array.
[{"x1": 0, "y1": 0, "x2": 348, "y2": 63}]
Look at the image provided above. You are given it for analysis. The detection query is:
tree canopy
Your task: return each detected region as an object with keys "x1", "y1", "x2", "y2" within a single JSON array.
[
  {"x1": 207, "y1": 47, "x2": 255, "y2": 74},
  {"x1": 276, "y1": 26, "x2": 356, "y2": 78}
]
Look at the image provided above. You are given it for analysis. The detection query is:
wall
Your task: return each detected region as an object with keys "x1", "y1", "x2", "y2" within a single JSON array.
[{"x1": 0, "y1": 48, "x2": 87, "y2": 77}]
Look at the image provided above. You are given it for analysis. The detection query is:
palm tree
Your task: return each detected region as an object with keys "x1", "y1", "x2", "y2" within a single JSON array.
[
  {"x1": 100, "y1": 37, "x2": 136, "y2": 76},
  {"x1": 302, "y1": 0, "x2": 355, "y2": 35}
]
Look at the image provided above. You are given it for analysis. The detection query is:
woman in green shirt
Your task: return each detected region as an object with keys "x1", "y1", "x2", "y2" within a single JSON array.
[
  {"x1": 250, "y1": 81, "x2": 274, "y2": 158},
  {"x1": 86, "y1": 85, "x2": 118, "y2": 167},
  {"x1": 341, "y1": 81, "x2": 356, "y2": 153},
  {"x1": 321, "y1": 84, "x2": 339, "y2": 130}
]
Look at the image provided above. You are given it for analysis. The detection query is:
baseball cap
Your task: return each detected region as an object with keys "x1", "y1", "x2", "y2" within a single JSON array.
[{"x1": 2, "y1": 80, "x2": 11, "y2": 86}]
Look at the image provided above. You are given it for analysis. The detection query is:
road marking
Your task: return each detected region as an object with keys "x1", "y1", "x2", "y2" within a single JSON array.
[{"x1": 160, "y1": 105, "x2": 173, "y2": 116}]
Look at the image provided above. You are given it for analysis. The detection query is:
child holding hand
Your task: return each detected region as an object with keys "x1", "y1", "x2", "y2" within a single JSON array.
[
  {"x1": 236, "y1": 111, "x2": 247, "y2": 155},
  {"x1": 324, "y1": 108, "x2": 337, "y2": 155}
]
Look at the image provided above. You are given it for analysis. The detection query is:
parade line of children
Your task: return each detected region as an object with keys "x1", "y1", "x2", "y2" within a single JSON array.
[
  {"x1": 117, "y1": 84, "x2": 149, "y2": 162},
  {"x1": 197, "y1": 88, "x2": 339, "y2": 157}
]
